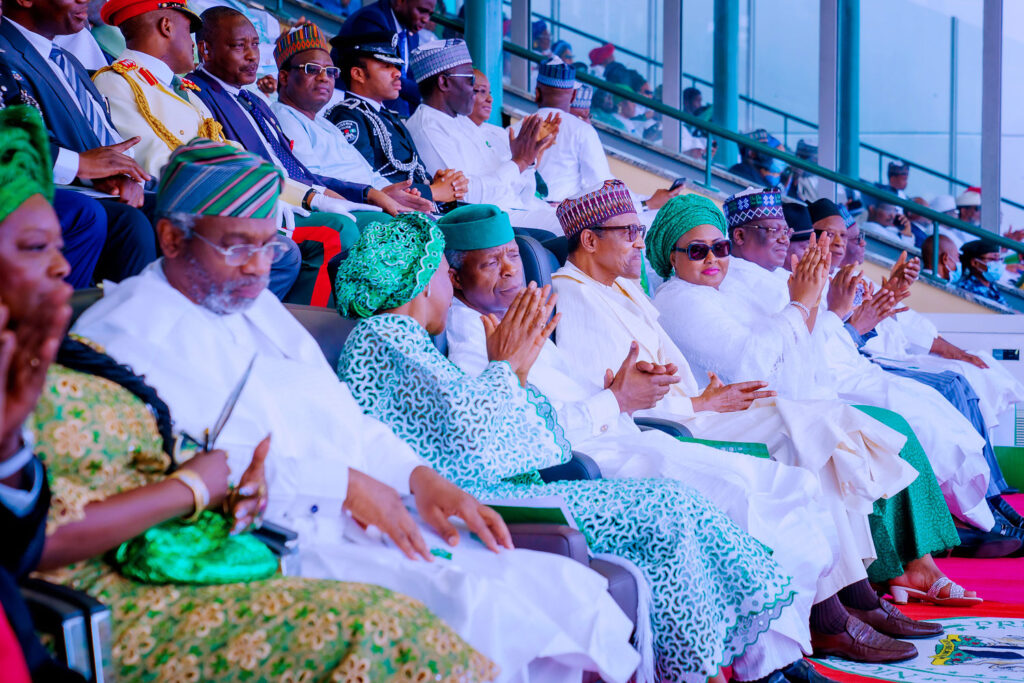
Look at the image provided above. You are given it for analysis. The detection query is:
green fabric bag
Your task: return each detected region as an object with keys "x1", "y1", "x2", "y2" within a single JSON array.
[{"x1": 114, "y1": 511, "x2": 278, "y2": 585}]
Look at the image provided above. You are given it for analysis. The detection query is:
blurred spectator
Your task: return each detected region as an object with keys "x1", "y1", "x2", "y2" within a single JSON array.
[
  {"x1": 958, "y1": 239, "x2": 1006, "y2": 304},
  {"x1": 921, "y1": 234, "x2": 962, "y2": 283},
  {"x1": 532, "y1": 19, "x2": 551, "y2": 56},
  {"x1": 906, "y1": 197, "x2": 933, "y2": 247},
  {"x1": 863, "y1": 201, "x2": 915, "y2": 247},
  {"x1": 84, "y1": 0, "x2": 124, "y2": 61},
  {"x1": 551, "y1": 38, "x2": 573, "y2": 63},
  {"x1": 570, "y1": 82, "x2": 592, "y2": 122},
  {"x1": 957, "y1": 188, "x2": 982, "y2": 226},
  {"x1": 788, "y1": 139, "x2": 819, "y2": 203},
  {"x1": 877, "y1": 161, "x2": 910, "y2": 205},
  {"x1": 729, "y1": 129, "x2": 785, "y2": 187},
  {"x1": 588, "y1": 42, "x2": 614, "y2": 78}
]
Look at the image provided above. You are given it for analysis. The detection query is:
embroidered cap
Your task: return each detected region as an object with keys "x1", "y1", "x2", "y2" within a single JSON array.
[
  {"x1": 537, "y1": 56, "x2": 575, "y2": 89},
  {"x1": 274, "y1": 23, "x2": 331, "y2": 68},
  {"x1": 796, "y1": 139, "x2": 818, "y2": 163},
  {"x1": 101, "y1": 0, "x2": 202, "y2": 32},
  {"x1": 155, "y1": 138, "x2": 283, "y2": 219},
  {"x1": 570, "y1": 83, "x2": 593, "y2": 112},
  {"x1": 556, "y1": 179, "x2": 636, "y2": 238},
  {"x1": 335, "y1": 213, "x2": 446, "y2": 318},
  {"x1": 807, "y1": 198, "x2": 844, "y2": 225},
  {"x1": 722, "y1": 187, "x2": 784, "y2": 229},
  {"x1": 589, "y1": 43, "x2": 614, "y2": 65},
  {"x1": 409, "y1": 39, "x2": 473, "y2": 84}
]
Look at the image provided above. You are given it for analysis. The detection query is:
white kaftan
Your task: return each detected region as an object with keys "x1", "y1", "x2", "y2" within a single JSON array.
[
  {"x1": 551, "y1": 261, "x2": 924, "y2": 592},
  {"x1": 72, "y1": 262, "x2": 639, "y2": 683},
  {"x1": 271, "y1": 101, "x2": 390, "y2": 190},
  {"x1": 863, "y1": 311, "x2": 1024, "y2": 429},
  {"x1": 722, "y1": 256, "x2": 995, "y2": 531},
  {"x1": 406, "y1": 104, "x2": 559, "y2": 232},
  {"x1": 444, "y1": 300, "x2": 843, "y2": 678}
]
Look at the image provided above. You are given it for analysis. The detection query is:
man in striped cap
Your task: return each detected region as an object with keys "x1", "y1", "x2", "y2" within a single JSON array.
[{"x1": 406, "y1": 38, "x2": 560, "y2": 231}]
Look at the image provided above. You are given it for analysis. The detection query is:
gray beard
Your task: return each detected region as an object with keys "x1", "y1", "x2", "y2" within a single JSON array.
[{"x1": 181, "y1": 251, "x2": 267, "y2": 315}]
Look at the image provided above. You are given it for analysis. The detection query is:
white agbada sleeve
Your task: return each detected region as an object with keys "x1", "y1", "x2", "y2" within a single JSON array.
[
  {"x1": 446, "y1": 299, "x2": 622, "y2": 444},
  {"x1": 552, "y1": 265, "x2": 697, "y2": 418},
  {"x1": 652, "y1": 277, "x2": 809, "y2": 389},
  {"x1": 71, "y1": 263, "x2": 426, "y2": 524},
  {"x1": 407, "y1": 106, "x2": 524, "y2": 205}
]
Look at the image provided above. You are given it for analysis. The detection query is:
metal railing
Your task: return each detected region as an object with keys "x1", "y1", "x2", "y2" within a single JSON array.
[
  {"x1": 505, "y1": 5, "x2": 1024, "y2": 216},
  {"x1": 431, "y1": 11, "x2": 1024, "y2": 288}
]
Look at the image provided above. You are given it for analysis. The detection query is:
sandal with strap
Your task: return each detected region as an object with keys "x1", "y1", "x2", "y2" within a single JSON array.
[{"x1": 890, "y1": 577, "x2": 982, "y2": 608}]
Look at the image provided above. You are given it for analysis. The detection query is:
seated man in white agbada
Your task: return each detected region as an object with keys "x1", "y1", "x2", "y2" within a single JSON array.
[
  {"x1": 405, "y1": 39, "x2": 562, "y2": 232},
  {"x1": 438, "y1": 203, "x2": 947, "y2": 672},
  {"x1": 72, "y1": 139, "x2": 640, "y2": 683},
  {"x1": 720, "y1": 190, "x2": 995, "y2": 535}
]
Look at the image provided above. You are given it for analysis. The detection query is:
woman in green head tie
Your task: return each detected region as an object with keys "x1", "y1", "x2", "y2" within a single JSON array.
[
  {"x1": 336, "y1": 211, "x2": 811, "y2": 683},
  {"x1": 2, "y1": 110, "x2": 499, "y2": 682},
  {"x1": 649, "y1": 193, "x2": 974, "y2": 609}
]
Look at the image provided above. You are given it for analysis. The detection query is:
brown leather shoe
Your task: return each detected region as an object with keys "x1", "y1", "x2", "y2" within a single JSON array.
[
  {"x1": 847, "y1": 599, "x2": 943, "y2": 639},
  {"x1": 811, "y1": 616, "x2": 918, "y2": 663}
]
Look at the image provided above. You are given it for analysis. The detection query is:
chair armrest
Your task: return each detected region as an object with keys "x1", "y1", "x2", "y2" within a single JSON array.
[
  {"x1": 538, "y1": 452, "x2": 602, "y2": 482},
  {"x1": 252, "y1": 521, "x2": 300, "y2": 576},
  {"x1": 507, "y1": 523, "x2": 589, "y2": 565},
  {"x1": 20, "y1": 578, "x2": 112, "y2": 682},
  {"x1": 633, "y1": 417, "x2": 693, "y2": 438}
]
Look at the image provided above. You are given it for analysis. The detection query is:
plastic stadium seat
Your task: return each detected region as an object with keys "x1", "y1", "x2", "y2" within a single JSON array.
[
  {"x1": 633, "y1": 417, "x2": 693, "y2": 438},
  {"x1": 541, "y1": 235, "x2": 569, "y2": 266},
  {"x1": 515, "y1": 234, "x2": 560, "y2": 288},
  {"x1": 21, "y1": 579, "x2": 112, "y2": 682}
]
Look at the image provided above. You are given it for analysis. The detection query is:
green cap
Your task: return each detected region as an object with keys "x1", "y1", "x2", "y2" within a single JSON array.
[{"x1": 437, "y1": 204, "x2": 515, "y2": 252}]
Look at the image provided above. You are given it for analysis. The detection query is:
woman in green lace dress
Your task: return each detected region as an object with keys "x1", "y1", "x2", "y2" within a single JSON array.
[
  {"x1": 333, "y1": 214, "x2": 812, "y2": 683},
  {"x1": 0, "y1": 104, "x2": 497, "y2": 683}
]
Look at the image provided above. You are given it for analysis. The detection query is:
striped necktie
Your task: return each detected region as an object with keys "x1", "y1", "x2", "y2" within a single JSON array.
[
  {"x1": 236, "y1": 89, "x2": 315, "y2": 184},
  {"x1": 48, "y1": 45, "x2": 118, "y2": 147}
]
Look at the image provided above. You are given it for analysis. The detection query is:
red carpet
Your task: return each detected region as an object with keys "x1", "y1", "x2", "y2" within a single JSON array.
[{"x1": 802, "y1": 494, "x2": 1024, "y2": 682}]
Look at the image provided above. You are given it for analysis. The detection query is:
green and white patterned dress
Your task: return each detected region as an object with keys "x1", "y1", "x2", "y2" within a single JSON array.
[{"x1": 339, "y1": 313, "x2": 798, "y2": 682}]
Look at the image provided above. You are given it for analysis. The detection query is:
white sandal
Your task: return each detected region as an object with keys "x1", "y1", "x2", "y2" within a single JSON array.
[{"x1": 890, "y1": 577, "x2": 982, "y2": 607}]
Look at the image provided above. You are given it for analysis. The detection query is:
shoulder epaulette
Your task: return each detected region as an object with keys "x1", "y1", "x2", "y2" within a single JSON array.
[
  {"x1": 111, "y1": 58, "x2": 139, "y2": 75},
  {"x1": 179, "y1": 78, "x2": 200, "y2": 92}
]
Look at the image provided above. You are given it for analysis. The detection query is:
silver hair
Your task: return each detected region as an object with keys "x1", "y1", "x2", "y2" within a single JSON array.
[
  {"x1": 444, "y1": 248, "x2": 468, "y2": 271},
  {"x1": 159, "y1": 211, "x2": 198, "y2": 237}
]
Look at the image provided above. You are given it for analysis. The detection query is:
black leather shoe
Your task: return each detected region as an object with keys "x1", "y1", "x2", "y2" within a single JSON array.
[
  {"x1": 847, "y1": 599, "x2": 943, "y2": 639},
  {"x1": 781, "y1": 659, "x2": 840, "y2": 682},
  {"x1": 990, "y1": 495, "x2": 1024, "y2": 528},
  {"x1": 950, "y1": 524, "x2": 1023, "y2": 558}
]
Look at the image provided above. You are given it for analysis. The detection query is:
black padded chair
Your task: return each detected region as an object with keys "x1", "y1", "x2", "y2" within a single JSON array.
[
  {"x1": 634, "y1": 417, "x2": 693, "y2": 438},
  {"x1": 541, "y1": 235, "x2": 569, "y2": 267},
  {"x1": 515, "y1": 234, "x2": 560, "y2": 288}
]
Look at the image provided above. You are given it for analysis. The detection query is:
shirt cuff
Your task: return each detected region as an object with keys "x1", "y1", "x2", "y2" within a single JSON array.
[
  {"x1": 585, "y1": 389, "x2": 622, "y2": 437},
  {"x1": 54, "y1": 148, "x2": 79, "y2": 185}
]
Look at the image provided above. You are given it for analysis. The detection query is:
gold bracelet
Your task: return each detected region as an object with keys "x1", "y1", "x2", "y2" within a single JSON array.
[{"x1": 168, "y1": 469, "x2": 210, "y2": 523}]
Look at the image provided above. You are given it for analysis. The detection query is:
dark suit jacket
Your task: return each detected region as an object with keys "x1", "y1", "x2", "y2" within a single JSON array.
[
  {"x1": 0, "y1": 462, "x2": 84, "y2": 682},
  {"x1": 0, "y1": 18, "x2": 110, "y2": 163},
  {"x1": 187, "y1": 69, "x2": 368, "y2": 202},
  {"x1": 339, "y1": 0, "x2": 421, "y2": 117}
]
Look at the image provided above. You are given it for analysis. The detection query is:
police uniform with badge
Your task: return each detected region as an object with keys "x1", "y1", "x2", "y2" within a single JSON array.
[
  {"x1": 326, "y1": 33, "x2": 433, "y2": 197},
  {"x1": 91, "y1": 0, "x2": 225, "y2": 179}
]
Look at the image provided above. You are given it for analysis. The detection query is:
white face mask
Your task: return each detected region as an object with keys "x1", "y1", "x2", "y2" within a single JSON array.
[{"x1": 632, "y1": 104, "x2": 647, "y2": 118}]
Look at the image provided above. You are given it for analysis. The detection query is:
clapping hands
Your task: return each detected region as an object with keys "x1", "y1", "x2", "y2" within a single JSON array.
[{"x1": 482, "y1": 282, "x2": 560, "y2": 386}]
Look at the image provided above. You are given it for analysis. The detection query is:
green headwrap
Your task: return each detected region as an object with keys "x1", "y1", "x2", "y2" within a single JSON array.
[
  {"x1": 645, "y1": 193, "x2": 727, "y2": 279},
  {"x1": 437, "y1": 204, "x2": 514, "y2": 251},
  {"x1": 0, "y1": 106, "x2": 54, "y2": 224},
  {"x1": 335, "y1": 212, "x2": 446, "y2": 318}
]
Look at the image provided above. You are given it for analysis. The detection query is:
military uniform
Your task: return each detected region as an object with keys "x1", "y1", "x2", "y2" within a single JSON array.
[
  {"x1": 326, "y1": 93, "x2": 432, "y2": 189},
  {"x1": 93, "y1": 49, "x2": 224, "y2": 178}
]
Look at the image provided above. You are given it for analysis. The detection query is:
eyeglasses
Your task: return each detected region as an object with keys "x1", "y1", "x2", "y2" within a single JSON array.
[
  {"x1": 192, "y1": 231, "x2": 291, "y2": 266},
  {"x1": 444, "y1": 73, "x2": 476, "y2": 84},
  {"x1": 747, "y1": 225, "x2": 793, "y2": 240},
  {"x1": 593, "y1": 223, "x2": 647, "y2": 242},
  {"x1": 293, "y1": 63, "x2": 341, "y2": 79},
  {"x1": 673, "y1": 239, "x2": 732, "y2": 261}
]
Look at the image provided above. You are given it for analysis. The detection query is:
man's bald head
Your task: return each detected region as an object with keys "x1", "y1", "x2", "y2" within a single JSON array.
[{"x1": 921, "y1": 234, "x2": 959, "y2": 281}]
